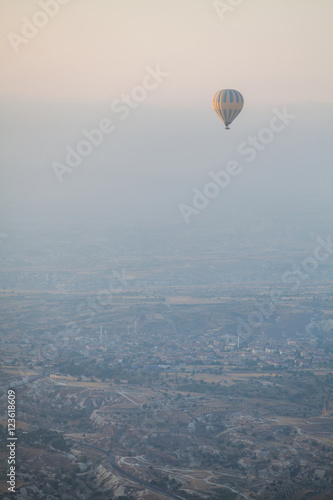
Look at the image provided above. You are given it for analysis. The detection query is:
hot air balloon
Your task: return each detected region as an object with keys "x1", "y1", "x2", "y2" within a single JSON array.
[{"x1": 212, "y1": 89, "x2": 244, "y2": 130}]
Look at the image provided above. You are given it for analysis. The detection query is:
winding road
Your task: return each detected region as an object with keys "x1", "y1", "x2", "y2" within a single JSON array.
[{"x1": 77, "y1": 441, "x2": 186, "y2": 500}]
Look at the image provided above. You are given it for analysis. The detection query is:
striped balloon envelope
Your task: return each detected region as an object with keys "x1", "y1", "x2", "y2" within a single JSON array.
[{"x1": 212, "y1": 89, "x2": 244, "y2": 129}]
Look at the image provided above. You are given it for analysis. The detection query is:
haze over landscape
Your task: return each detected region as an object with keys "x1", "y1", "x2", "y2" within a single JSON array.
[{"x1": 1, "y1": 1, "x2": 333, "y2": 499}]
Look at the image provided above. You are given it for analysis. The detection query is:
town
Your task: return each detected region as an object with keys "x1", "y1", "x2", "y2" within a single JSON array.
[{"x1": 1, "y1": 220, "x2": 332, "y2": 499}]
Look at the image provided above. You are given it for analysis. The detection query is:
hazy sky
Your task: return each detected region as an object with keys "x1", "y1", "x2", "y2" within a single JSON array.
[
  {"x1": 1, "y1": 0, "x2": 333, "y2": 104},
  {"x1": 1, "y1": 0, "x2": 332, "y2": 232}
]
